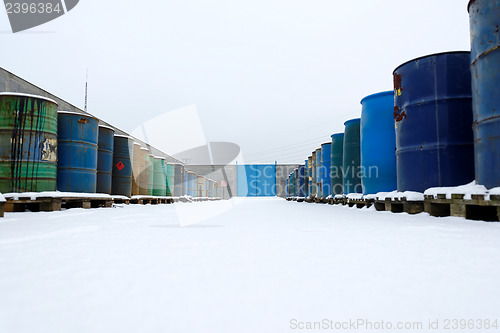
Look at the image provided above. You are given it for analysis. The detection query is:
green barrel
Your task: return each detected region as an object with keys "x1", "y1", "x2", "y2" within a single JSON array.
[
  {"x1": 147, "y1": 154, "x2": 154, "y2": 195},
  {"x1": 0, "y1": 93, "x2": 58, "y2": 193},
  {"x1": 152, "y1": 157, "x2": 166, "y2": 196},
  {"x1": 166, "y1": 163, "x2": 175, "y2": 196}
]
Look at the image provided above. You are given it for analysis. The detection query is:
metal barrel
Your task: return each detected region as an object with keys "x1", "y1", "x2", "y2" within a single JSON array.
[
  {"x1": 111, "y1": 135, "x2": 133, "y2": 197},
  {"x1": 57, "y1": 111, "x2": 99, "y2": 193},
  {"x1": 131, "y1": 143, "x2": 142, "y2": 195},
  {"x1": 360, "y1": 91, "x2": 397, "y2": 195},
  {"x1": 304, "y1": 159, "x2": 309, "y2": 197},
  {"x1": 197, "y1": 175, "x2": 206, "y2": 197},
  {"x1": 298, "y1": 165, "x2": 306, "y2": 197},
  {"x1": 166, "y1": 163, "x2": 175, "y2": 196},
  {"x1": 306, "y1": 156, "x2": 312, "y2": 197},
  {"x1": 139, "y1": 147, "x2": 149, "y2": 195},
  {"x1": 214, "y1": 182, "x2": 220, "y2": 197},
  {"x1": 331, "y1": 133, "x2": 344, "y2": 195},
  {"x1": 315, "y1": 148, "x2": 322, "y2": 197},
  {"x1": 174, "y1": 164, "x2": 185, "y2": 196},
  {"x1": 320, "y1": 142, "x2": 332, "y2": 198},
  {"x1": 0, "y1": 93, "x2": 58, "y2": 193},
  {"x1": 152, "y1": 157, "x2": 166, "y2": 196},
  {"x1": 184, "y1": 170, "x2": 188, "y2": 196},
  {"x1": 96, "y1": 125, "x2": 114, "y2": 194},
  {"x1": 343, "y1": 118, "x2": 362, "y2": 194},
  {"x1": 394, "y1": 52, "x2": 474, "y2": 192},
  {"x1": 147, "y1": 154, "x2": 154, "y2": 196},
  {"x1": 311, "y1": 151, "x2": 317, "y2": 197},
  {"x1": 469, "y1": 0, "x2": 500, "y2": 188}
]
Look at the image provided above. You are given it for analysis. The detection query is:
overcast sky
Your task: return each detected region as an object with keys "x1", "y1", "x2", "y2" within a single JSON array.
[{"x1": 0, "y1": 0, "x2": 471, "y2": 164}]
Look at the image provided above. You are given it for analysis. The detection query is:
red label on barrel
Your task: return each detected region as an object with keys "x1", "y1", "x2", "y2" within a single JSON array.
[{"x1": 116, "y1": 161, "x2": 125, "y2": 171}]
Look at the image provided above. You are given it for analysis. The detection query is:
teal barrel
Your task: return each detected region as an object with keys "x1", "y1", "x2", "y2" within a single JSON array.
[
  {"x1": 0, "y1": 93, "x2": 58, "y2": 193},
  {"x1": 315, "y1": 148, "x2": 322, "y2": 197},
  {"x1": 166, "y1": 163, "x2": 175, "y2": 196},
  {"x1": 147, "y1": 154, "x2": 154, "y2": 196},
  {"x1": 311, "y1": 151, "x2": 317, "y2": 197},
  {"x1": 96, "y1": 125, "x2": 115, "y2": 194},
  {"x1": 57, "y1": 111, "x2": 99, "y2": 193},
  {"x1": 360, "y1": 91, "x2": 397, "y2": 194},
  {"x1": 184, "y1": 170, "x2": 188, "y2": 196},
  {"x1": 469, "y1": 0, "x2": 500, "y2": 188},
  {"x1": 331, "y1": 133, "x2": 344, "y2": 195},
  {"x1": 304, "y1": 159, "x2": 309, "y2": 197},
  {"x1": 343, "y1": 118, "x2": 362, "y2": 194},
  {"x1": 152, "y1": 156, "x2": 166, "y2": 196},
  {"x1": 111, "y1": 135, "x2": 133, "y2": 197}
]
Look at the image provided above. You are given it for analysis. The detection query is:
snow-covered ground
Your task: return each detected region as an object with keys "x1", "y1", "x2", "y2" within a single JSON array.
[{"x1": 1, "y1": 198, "x2": 499, "y2": 333}]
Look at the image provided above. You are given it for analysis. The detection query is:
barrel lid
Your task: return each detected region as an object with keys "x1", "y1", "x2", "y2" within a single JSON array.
[
  {"x1": 344, "y1": 118, "x2": 361, "y2": 126},
  {"x1": 331, "y1": 132, "x2": 344, "y2": 139},
  {"x1": 140, "y1": 147, "x2": 150, "y2": 151},
  {"x1": 321, "y1": 142, "x2": 331, "y2": 146},
  {"x1": 393, "y1": 51, "x2": 471, "y2": 75},
  {"x1": 58, "y1": 110, "x2": 100, "y2": 121},
  {"x1": 360, "y1": 91, "x2": 394, "y2": 105},
  {"x1": 315, "y1": 148, "x2": 321, "y2": 152},
  {"x1": 133, "y1": 142, "x2": 142, "y2": 146},
  {"x1": 98, "y1": 125, "x2": 115, "y2": 132},
  {"x1": 0, "y1": 92, "x2": 58, "y2": 105},
  {"x1": 114, "y1": 134, "x2": 133, "y2": 140}
]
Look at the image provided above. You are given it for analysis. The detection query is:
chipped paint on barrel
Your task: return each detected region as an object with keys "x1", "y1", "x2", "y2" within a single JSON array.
[{"x1": 0, "y1": 93, "x2": 58, "y2": 193}]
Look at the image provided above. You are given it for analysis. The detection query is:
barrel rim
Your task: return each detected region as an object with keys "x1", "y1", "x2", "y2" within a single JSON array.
[
  {"x1": 0, "y1": 92, "x2": 58, "y2": 105},
  {"x1": 467, "y1": 0, "x2": 476, "y2": 12},
  {"x1": 321, "y1": 142, "x2": 332, "y2": 147},
  {"x1": 393, "y1": 51, "x2": 471, "y2": 75},
  {"x1": 330, "y1": 133, "x2": 345, "y2": 139},
  {"x1": 58, "y1": 110, "x2": 100, "y2": 121},
  {"x1": 344, "y1": 118, "x2": 361, "y2": 126},
  {"x1": 98, "y1": 125, "x2": 115, "y2": 132},
  {"x1": 360, "y1": 91, "x2": 394, "y2": 105},
  {"x1": 140, "y1": 147, "x2": 150, "y2": 151},
  {"x1": 133, "y1": 142, "x2": 142, "y2": 147}
]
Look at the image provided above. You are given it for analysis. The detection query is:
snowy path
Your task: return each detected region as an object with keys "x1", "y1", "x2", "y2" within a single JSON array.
[{"x1": 0, "y1": 198, "x2": 499, "y2": 333}]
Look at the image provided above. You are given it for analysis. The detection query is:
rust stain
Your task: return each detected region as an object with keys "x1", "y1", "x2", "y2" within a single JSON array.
[
  {"x1": 78, "y1": 117, "x2": 89, "y2": 124},
  {"x1": 394, "y1": 73, "x2": 402, "y2": 91},
  {"x1": 394, "y1": 106, "x2": 406, "y2": 122}
]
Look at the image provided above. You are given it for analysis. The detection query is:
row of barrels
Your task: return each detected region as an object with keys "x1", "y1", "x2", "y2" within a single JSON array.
[
  {"x1": 287, "y1": 0, "x2": 500, "y2": 199},
  {"x1": 0, "y1": 95, "x2": 220, "y2": 198}
]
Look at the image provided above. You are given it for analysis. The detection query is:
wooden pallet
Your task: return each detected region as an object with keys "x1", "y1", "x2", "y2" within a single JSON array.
[
  {"x1": 424, "y1": 194, "x2": 500, "y2": 222},
  {"x1": 374, "y1": 198, "x2": 424, "y2": 215},
  {"x1": 4, "y1": 196, "x2": 62, "y2": 212},
  {"x1": 0, "y1": 201, "x2": 5, "y2": 217},
  {"x1": 112, "y1": 197, "x2": 130, "y2": 205},
  {"x1": 61, "y1": 197, "x2": 113, "y2": 209}
]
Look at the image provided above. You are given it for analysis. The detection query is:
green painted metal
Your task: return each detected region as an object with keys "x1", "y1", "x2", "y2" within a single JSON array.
[
  {"x1": 0, "y1": 93, "x2": 58, "y2": 193},
  {"x1": 166, "y1": 163, "x2": 175, "y2": 196},
  {"x1": 152, "y1": 157, "x2": 166, "y2": 196}
]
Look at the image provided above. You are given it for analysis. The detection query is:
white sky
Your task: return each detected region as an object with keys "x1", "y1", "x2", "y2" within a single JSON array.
[{"x1": 0, "y1": 0, "x2": 471, "y2": 164}]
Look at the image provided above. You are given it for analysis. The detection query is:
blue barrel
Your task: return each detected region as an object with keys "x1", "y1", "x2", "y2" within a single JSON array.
[
  {"x1": 393, "y1": 52, "x2": 474, "y2": 192},
  {"x1": 304, "y1": 159, "x2": 309, "y2": 197},
  {"x1": 112, "y1": 135, "x2": 133, "y2": 197},
  {"x1": 297, "y1": 165, "x2": 306, "y2": 197},
  {"x1": 331, "y1": 133, "x2": 344, "y2": 195},
  {"x1": 343, "y1": 119, "x2": 362, "y2": 194},
  {"x1": 57, "y1": 111, "x2": 99, "y2": 193},
  {"x1": 307, "y1": 156, "x2": 312, "y2": 197},
  {"x1": 320, "y1": 143, "x2": 332, "y2": 198},
  {"x1": 311, "y1": 152, "x2": 317, "y2": 197},
  {"x1": 96, "y1": 126, "x2": 114, "y2": 194},
  {"x1": 469, "y1": 0, "x2": 500, "y2": 189},
  {"x1": 315, "y1": 148, "x2": 322, "y2": 197},
  {"x1": 360, "y1": 91, "x2": 397, "y2": 194}
]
